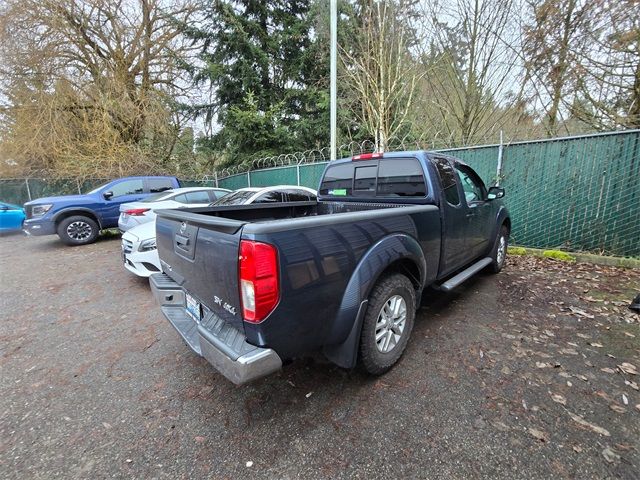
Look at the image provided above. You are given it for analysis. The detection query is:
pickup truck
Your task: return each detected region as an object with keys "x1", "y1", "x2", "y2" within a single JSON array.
[
  {"x1": 150, "y1": 151, "x2": 510, "y2": 384},
  {"x1": 23, "y1": 176, "x2": 180, "y2": 245}
]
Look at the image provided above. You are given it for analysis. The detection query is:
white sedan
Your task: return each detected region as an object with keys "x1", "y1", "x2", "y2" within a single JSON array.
[
  {"x1": 118, "y1": 187, "x2": 231, "y2": 232},
  {"x1": 121, "y1": 185, "x2": 317, "y2": 277}
]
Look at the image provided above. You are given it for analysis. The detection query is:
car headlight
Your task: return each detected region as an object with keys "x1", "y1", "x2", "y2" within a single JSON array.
[
  {"x1": 31, "y1": 204, "x2": 53, "y2": 217},
  {"x1": 139, "y1": 238, "x2": 157, "y2": 252}
]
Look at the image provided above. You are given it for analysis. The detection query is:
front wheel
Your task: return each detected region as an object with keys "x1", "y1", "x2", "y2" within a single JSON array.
[
  {"x1": 359, "y1": 273, "x2": 416, "y2": 375},
  {"x1": 488, "y1": 225, "x2": 509, "y2": 273},
  {"x1": 57, "y1": 215, "x2": 99, "y2": 246}
]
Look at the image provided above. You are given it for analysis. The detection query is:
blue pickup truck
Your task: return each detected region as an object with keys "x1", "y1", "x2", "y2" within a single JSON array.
[
  {"x1": 150, "y1": 151, "x2": 510, "y2": 384},
  {"x1": 24, "y1": 176, "x2": 180, "y2": 245}
]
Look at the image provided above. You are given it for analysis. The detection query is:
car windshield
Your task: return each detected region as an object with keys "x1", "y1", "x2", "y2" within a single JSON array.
[
  {"x1": 86, "y1": 182, "x2": 110, "y2": 194},
  {"x1": 212, "y1": 190, "x2": 256, "y2": 206}
]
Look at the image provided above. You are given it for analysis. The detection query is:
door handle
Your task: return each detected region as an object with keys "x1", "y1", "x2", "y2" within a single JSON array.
[{"x1": 175, "y1": 234, "x2": 190, "y2": 247}]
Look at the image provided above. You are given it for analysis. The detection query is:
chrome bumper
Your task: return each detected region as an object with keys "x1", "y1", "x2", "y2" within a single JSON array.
[{"x1": 149, "y1": 273, "x2": 282, "y2": 385}]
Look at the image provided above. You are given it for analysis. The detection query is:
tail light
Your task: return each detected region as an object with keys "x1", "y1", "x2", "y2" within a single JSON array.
[
  {"x1": 239, "y1": 240, "x2": 279, "y2": 323},
  {"x1": 124, "y1": 208, "x2": 150, "y2": 216}
]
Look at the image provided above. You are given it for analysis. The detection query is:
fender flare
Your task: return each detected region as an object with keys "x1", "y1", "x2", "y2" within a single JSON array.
[
  {"x1": 52, "y1": 208, "x2": 103, "y2": 229},
  {"x1": 323, "y1": 233, "x2": 427, "y2": 369}
]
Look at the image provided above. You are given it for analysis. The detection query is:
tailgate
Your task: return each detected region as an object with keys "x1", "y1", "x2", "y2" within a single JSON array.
[{"x1": 155, "y1": 211, "x2": 245, "y2": 330}]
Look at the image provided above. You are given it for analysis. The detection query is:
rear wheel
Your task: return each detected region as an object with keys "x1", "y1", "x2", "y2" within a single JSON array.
[
  {"x1": 359, "y1": 273, "x2": 416, "y2": 375},
  {"x1": 57, "y1": 215, "x2": 99, "y2": 246},
  {"x1": 488, "y1": 225, "x2": 509, "y2": 273}
]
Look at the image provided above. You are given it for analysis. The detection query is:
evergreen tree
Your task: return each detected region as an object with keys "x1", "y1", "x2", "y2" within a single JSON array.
[{"x1": 186, "y1": 0, "x2": 330, "y2": 164}]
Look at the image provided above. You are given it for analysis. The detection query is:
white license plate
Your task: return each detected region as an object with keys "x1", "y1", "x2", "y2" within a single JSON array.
[{"x1": 185, "y1": 293, "x2": 201, "y2": 322}]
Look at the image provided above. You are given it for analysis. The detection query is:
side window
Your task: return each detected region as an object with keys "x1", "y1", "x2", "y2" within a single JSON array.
[
  {"x1": 209, "y1": 190, "x2": 227, "y2": 201},
  {"x1": 284, "y1": 189, "x2": 311, "y2": 201},
  {"x1": 173, "y1": 194, "x2": 188, "y2": 204},
  {"x1": 254, "y1": 191, "x2": 285, "y2": 203},
  {"x1": 377, "y1": 158, "x2": 426, "y2": 197},
  {"x1": 353, "y1": 165, "x2": 377, "y2": 193},
  {"x1": 185, "y1": 191, "x2": 211, "y2": 203},
  {"x1": 455, "y1": 166, "x2": 485, "y2": 204},
  {"x1": 433, "y1": 158, "x2": 460, "y2": 206},
  {"x1": 110, "y1": 179, "x2": 144, "y2": 198},
  {"x1": 148, "y1": 178, "x2": 174, "y2": 193}
]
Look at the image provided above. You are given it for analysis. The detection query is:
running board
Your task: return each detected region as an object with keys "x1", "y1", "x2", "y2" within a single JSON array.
[{"x1": 438, "y1": 257, "x2": 493, "y2": 292}]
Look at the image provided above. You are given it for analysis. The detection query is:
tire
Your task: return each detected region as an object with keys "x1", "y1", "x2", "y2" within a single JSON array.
[
  {"x1": 488, "y1": 225, "x2": 509, "y2": 273},
  {"x1": 56, "y1": 215, "x2": 99, "y2": 246},
  {"x1": 359, "y1": 273, "x2": 416, "y2": 375}
]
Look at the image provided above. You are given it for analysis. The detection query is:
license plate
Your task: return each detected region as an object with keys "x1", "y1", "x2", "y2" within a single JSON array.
[{"x1": 185, "y1": 293, "x2": 201, "y2": 322}]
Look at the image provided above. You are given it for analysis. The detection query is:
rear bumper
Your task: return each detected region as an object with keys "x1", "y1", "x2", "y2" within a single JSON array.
[
  {"x1": 23, "y1": 218, "x2": 56, "y2": 236},
  {"x1": 149, "y1": 273, "x2": 282, "y2": 385}
]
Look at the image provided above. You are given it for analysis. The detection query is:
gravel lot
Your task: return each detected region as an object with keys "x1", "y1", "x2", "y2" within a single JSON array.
[{"x1": 1, "y1": 233, "x2": 639, "y2": 479}]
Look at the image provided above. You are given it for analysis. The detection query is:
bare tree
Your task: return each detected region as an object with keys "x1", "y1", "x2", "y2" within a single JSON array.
[
  {"x1": 0, "y1": 0, "x2": 198, "y2": 177},
  {"x1": 340, "y1": 0, "x2": 426, "y2": 151}
]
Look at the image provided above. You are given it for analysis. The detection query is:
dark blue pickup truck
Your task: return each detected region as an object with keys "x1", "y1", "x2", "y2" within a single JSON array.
[
  {"x1": 24, "y1": 176, "x2": 180, "y2": 245},
  {"x1": 150, "y1": 151, "x2": 510, "y2": 384}
]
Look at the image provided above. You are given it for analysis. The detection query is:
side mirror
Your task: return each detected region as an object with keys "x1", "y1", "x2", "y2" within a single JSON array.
[
  {"x1": 103, "y1": 191, "x2": 114, "y2": 200},
  {"x1": 487, "y1": 186, "x2": 505, "y2": 200},
  {"x1": 0, "y1": 205, "x2": 8, "y2": 211}
]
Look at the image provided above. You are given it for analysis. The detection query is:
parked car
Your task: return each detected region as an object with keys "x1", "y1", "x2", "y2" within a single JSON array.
[
  {"x1": 148, "y1": 151, "x2": 509, "y2": 385},
  {"x1": 118, "y1": 187, "x2": 231, "y2": 232},
  {"x1": 23, "y1": 176, "x2": 180, "y2": 245},
  {"x1": 122, "y1": 185, "x2": 317, "y2": 277},
  {"x1": 0, "y1": 202, "x2": 26, "y2": 233}
]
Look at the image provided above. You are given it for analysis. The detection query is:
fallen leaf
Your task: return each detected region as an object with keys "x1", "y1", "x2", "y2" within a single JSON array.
[
  {"x1": 501, "y1": 366, "x2": 512, "y2": 375},
  {"x1": 600, "y1": 368, "x2": 616, "y2": 374},
  {"x1": 609, "y1": 404, "x2": 626, "y2": 413},
  {"x1": 544, "y1": 329, "x2": 555, "y2": 337},
  {"x1": 623, "y1": 331, "x2": 635, "y2": 338},
  {"x1": 622, "y1": 394, "x2": 628, "y2": 405},
  {"x1": 550, "y1": 392, "x2": 567, "y2": 405},
  {"x1": 528, "y1": 428, "x2": 549, "y2": 442},
  {"x1": 305, "y1": 391, "x2": 313, "y2": 398},
  {"x1": 246, "y1": 461, "x2": 253, "y2": 467},
  {"x1": 102, "y1": 422, "x2": 112, "y2": 429},
  {"x1": 588, "y1": 342, "x2": 603, "y2": 348},
  {"x1": 573, "y1": 445, "x2": 583, "y2": 453},
  {"x1": 560, "y1": 348, "x2": 579, "y2": 355},
  {"x1": 576, "y1": 333, "x2": 591, "y2": 339},
  {"x1": 576, "y1": 374, "x2": 589, "y2": 382},
  {"x1": 618, "y1": 362, "x2": 638, "y2": 375},
  {"x1": 568, "y1": 342, "x2": 579, "y2": 347},
  {"x1": 624, "y1": 380, "x2": 639, "y2": 391},
  {"x1": 536, "y1": 361, "x2": 552, "y2": 368},
  {"x1": 567, "y1": 411, "x2": 610, "y2": 436},
  {"x1": 602, "y1": 447, "x2": 620, "y2": 463},
  {"x1": 569, "y1": 307, "x2": 594, "y2": 318},
  {"x1": 636, "y1": 404, "x2": 640, "y2": 412}
]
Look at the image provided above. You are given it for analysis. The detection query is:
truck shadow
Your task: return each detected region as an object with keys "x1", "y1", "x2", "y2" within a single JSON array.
[{"x1": 189, "y1": 273, "x2": 492, "y2": 430}]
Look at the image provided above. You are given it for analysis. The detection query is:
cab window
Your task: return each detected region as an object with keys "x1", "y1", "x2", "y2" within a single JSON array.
[
  {"x1": 433, "y1": 157, "x2": 460, "y2": 206},
  {"x1": 110, "y1": 179, "x2": 144, "y2": 198},
  {"x1": 455, "y1": 165, "x2": 485, "y2": 204},
  {"x1": 377, "y1": 158, "x2": 426, "y2": 197},
  {"x1": 148, "y1": 178, "x2": 174, "y2": 193}
]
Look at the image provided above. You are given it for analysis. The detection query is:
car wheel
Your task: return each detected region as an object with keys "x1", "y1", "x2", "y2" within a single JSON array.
[
  {"x1": 57, "y1": 215, "x2": 99, "y2": 246},
  {"x1": 488, "y1": 225, "x2": 509, "y2": 273},
  {"x1": 359, "y1": 273, "x2": 416, "y2": 375}
]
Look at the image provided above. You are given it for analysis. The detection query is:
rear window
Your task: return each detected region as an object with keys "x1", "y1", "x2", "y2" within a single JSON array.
[{"x1": 319, "y1": 158, "x2": 426, "y2": 198}]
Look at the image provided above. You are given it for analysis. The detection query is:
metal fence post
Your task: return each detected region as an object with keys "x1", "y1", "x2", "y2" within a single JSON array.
[
  {"x1": 296, "y1": 164, "x2": 301, "y2": 186},
  {"x1": 247, "y1": 171, "x2": 251, "y2": 187},
  {"x1": 25, "y1": 178, "x2": 32, "y2": 201},
  {"x1": 496, "y1": 130, "x2": 504, "y2": 186},
  {"x1": 214, "y1": 171, "x2": 219, "y2": 188}
]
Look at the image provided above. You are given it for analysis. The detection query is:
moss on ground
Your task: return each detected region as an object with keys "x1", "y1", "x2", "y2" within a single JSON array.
[{"x1": 542, "y1": 249, "x2": 576, "y2": 262}]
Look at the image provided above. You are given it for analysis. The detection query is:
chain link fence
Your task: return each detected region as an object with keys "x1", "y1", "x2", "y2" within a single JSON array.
[{"x1": 1, "y1": 130, "x2": 638, "y2": 257}]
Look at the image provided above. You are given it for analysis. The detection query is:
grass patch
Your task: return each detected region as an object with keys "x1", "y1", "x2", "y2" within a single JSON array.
[
  {"x1": 542, "y1": 250, "x2": 576, "y2": 262},
  {"x1": 508, "y1": 246, "x2": 527, "y2": 255}
]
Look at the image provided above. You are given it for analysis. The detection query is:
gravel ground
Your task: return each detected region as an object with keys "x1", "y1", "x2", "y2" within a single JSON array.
[{"x1": 1, "y1": 233, "x2": 639, "y2": 479}]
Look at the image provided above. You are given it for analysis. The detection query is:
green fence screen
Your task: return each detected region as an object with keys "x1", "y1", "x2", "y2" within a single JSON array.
[{"x1": 2, "y1": 130, "x2": 638, "y2": 256}]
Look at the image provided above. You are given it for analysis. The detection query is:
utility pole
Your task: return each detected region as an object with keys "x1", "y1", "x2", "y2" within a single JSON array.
[{"x1": 330, "y1": 0, "x2": 337, "y2": 161}]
